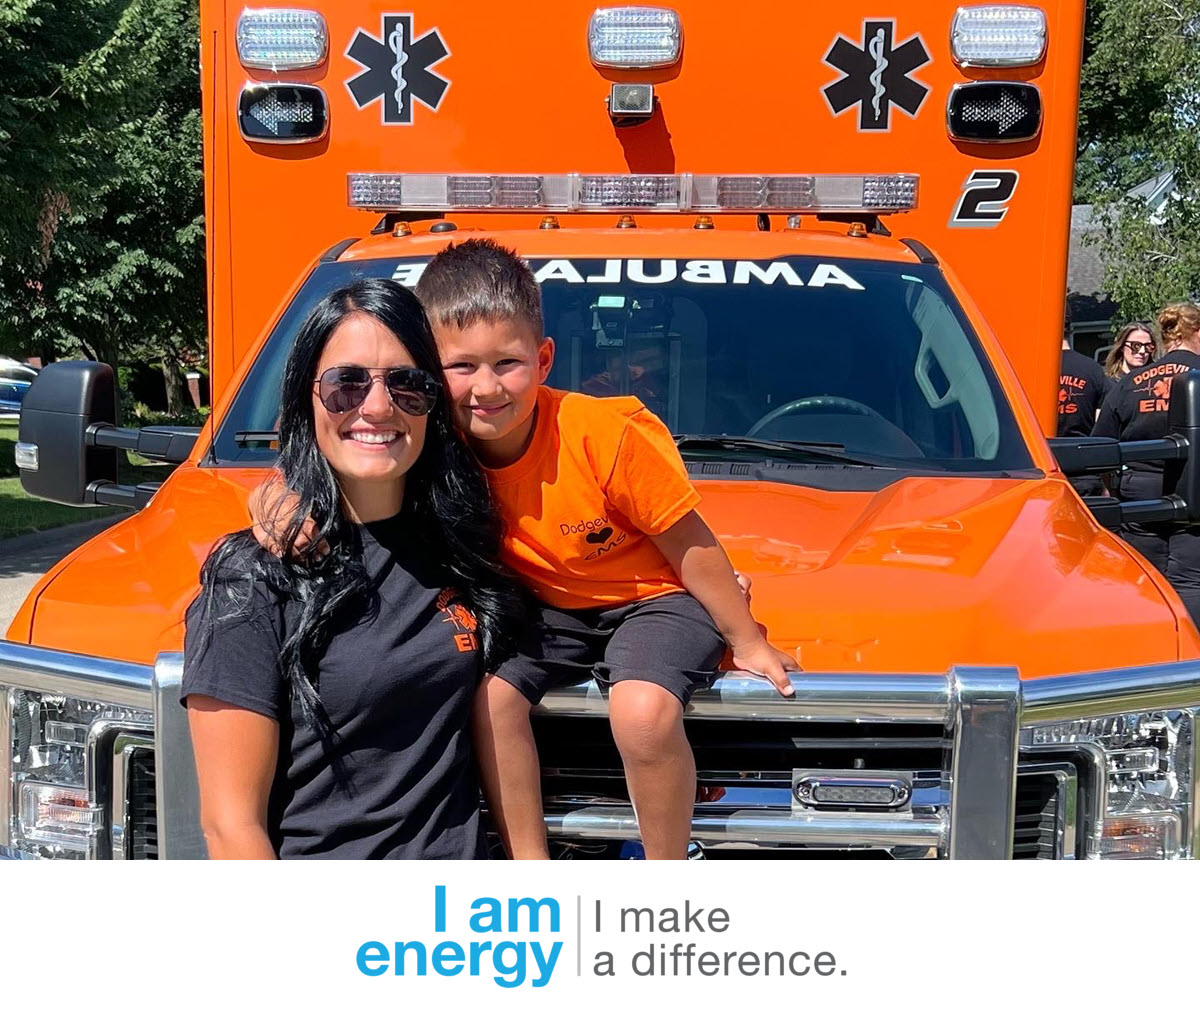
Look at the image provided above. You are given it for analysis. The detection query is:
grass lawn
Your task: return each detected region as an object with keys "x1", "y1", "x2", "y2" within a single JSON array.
[{"x1": 0, "y1": 418, "x2": 176, "y2": 541}]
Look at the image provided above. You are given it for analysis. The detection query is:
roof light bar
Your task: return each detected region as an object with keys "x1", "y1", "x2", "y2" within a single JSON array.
[
  {"x1": 588, "y1": 7, "x2": 683, "y2": 68},
  {"x1": 951, "y1": 6, "x2": 1047, "y2": 67},
  {"x1": 347, "y1": 173, "x2": 919, "y2": 214},
  {"x1": 236, "y1": 8, "x2": 328, "y2": 70}
]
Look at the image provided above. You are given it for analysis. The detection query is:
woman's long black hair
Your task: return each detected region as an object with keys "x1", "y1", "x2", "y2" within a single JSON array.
[{"x1": 197, "y1": 277, "x2": 520, "y2": 739}]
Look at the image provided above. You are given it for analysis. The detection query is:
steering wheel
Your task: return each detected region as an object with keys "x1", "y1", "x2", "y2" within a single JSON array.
[{"x1": 747, "y1": 396, "x2": 886, "y2": 437}]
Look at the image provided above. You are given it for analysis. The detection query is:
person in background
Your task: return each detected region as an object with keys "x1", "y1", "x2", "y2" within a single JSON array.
[
  {"x1": 1058, "y1": 332, "x2": 1108, "y2": 495},
  {"x1": 1103, "y1": 321, "x2": 1159, "y2": 395},
  {"x1": 1092, "y1": 303, "x2": 1200, "y2": 624}
]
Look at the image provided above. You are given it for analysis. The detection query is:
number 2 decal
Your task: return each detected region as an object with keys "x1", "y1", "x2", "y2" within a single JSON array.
[{"x1": 949, "y1": 170, "x2": 1019, "y2": 228}]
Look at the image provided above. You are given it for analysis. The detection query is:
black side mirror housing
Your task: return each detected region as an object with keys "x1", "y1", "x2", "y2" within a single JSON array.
[
  {"x1": 1165, "y1": 371, "x2": 1200, "y2": 521},
  {"x1": 16, "y1": 361, "x2": 118, "y2": 506}
]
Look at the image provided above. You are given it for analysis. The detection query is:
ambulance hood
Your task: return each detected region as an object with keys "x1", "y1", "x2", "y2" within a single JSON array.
[
  {"x1": 11, "y1": 468, "x2": 1190, "y2": 674},
  {"x1": 700, "y1": 474, "x2": 1188, "y2": 677}
]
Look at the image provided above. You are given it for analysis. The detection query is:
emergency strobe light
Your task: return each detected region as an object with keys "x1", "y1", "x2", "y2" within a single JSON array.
[
  {"x1": 951, "y1": 6, "x2": 1047, "y2": 67},
  {"x1": 346, "y1": 172, "x2": 919, "y2": 214},
  {"x1": 588, "y1": 7, "x2": 682, "y2": 67},
  {"x1": 238, "y1": 83, "x2": 328, "y2": 144},
  {"x1": 235, "y1": 8, "x2": 328, "y2": 70}
]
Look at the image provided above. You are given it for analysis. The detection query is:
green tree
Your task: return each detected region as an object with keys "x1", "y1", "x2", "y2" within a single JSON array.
[
  {"x1": 1076, "y1": 0, "x2": 1200, "y2": 320},
  {"x1": 0, "y1": 0, "x2": 204, "y2": 414}
]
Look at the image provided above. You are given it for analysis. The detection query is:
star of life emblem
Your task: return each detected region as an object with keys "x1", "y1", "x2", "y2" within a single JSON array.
[
  {"x1": 346, "y1": 14, "x2": 450, "y2": 125},
  {"x1": 822, "y1": 20, "x2": 930, "y2": 132}
]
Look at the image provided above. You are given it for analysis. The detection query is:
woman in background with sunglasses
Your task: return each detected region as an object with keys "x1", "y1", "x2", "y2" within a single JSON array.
[
  {"x1": 182, "y1": 278, "x2": 519, "y2": 858},
  {"x1": 1103, "y1": 322, "x2": 1159, "y2": 386},
  {"x1": 1094, "y1": 303, "x2": 1200, "y2": 624}
]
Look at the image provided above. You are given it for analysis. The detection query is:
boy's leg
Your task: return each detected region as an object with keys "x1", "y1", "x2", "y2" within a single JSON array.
[
  {"x1": 473, "y1": 673, "x2": 549, "y2": 859},
  {"x1": 601, "y1": 593, "x2": 726, "y2": 861},
  {"x1": 476, "y1": 603, "x2": 602, "y2": 859},
  {"x1": 608, "y1": 680, "x2": 695, "y2": 860}
]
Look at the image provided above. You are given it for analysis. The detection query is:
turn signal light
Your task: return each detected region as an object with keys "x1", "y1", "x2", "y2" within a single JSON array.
[
  {"x1": 947, "y1": 82, "x2": 1042, "y2": 143},
  {"x1": 238, "y1": 83, "x2": 329, "y2": 144}
]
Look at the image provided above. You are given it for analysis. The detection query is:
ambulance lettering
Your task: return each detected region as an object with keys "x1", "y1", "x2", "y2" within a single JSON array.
[
  {"x1": 530, "y1": 260, "x2": 863, "y2": 290},
  {"x1": 392, "y1": 262, "x2": 427, "y2": 286}
]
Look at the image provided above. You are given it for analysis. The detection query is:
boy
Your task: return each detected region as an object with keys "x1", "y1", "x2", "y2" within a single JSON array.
[
  {"x1": 415, "y1": 240, "x2": 794, "y2": 860},
  {"x1": 253, "y1": 240, "x2": 795, "y2": 859}
]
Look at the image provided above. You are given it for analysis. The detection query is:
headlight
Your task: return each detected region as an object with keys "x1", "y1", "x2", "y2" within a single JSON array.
[
  {"x1": 1022, "y1": 710, "x2": 1194, "y2": 859},
  {"x1": 3, "y1": 689, "x2": 152, "y2": 859}
]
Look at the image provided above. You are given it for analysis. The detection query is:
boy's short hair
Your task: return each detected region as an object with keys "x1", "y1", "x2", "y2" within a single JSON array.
[{"x1": 416, "y1": 238, "x2": 543, "y2": 338}]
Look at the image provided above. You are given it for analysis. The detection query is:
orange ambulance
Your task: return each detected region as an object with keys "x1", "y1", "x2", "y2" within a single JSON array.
[{"x1": 2, "y1": 3, "x2": 1198, "y2": 861}]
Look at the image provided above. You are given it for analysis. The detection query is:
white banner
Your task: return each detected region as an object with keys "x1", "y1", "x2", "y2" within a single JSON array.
[{"x1": 0, "y1": 861, "x2": 1188, "y2": 1012}]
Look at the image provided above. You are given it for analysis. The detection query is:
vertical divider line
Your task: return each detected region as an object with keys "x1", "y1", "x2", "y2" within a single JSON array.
[{"x1": 576, "y1": 895, "x2": 582, "y2": 975}]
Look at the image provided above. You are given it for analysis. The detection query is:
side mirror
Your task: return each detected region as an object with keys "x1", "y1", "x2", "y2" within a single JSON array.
[
  {"x1": 16, "y1": 361, "x2": 118, "y2": 506},
  {"x1": 1165, "y1": 371, "x2": 1200, "y2": 521}
]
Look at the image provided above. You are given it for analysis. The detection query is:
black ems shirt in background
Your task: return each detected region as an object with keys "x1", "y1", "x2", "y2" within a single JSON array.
[
  {"x1": 182, "y1": 514, "x2": 486, "y2": 859},
  {"x1": 1057, "y1": 348, "x2": 1108, "y2": 438},
  {"x1": 1092, "y1": 349, "x2": 1200, "y2": 501}
]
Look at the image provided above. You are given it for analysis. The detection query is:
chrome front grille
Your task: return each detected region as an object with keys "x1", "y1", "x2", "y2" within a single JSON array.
[
  {"x1": 126, "y1": 749, "x2": 158, "y2": 860},
  {"x1": 1013, "y1": 762, "x2": 1079, "y2": 860},
  {"x1": 5, "y1": 643, "x2": 1199, "y2": 860}
]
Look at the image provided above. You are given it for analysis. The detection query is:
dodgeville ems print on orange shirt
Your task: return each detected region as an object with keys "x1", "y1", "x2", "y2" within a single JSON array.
[{"x1": 484, "y1": 386, "x2": 699, "y2": 610}]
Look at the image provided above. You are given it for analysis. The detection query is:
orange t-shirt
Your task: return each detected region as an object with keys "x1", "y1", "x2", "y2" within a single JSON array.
[{"x1": 485, "y1": 386, "x2": 700, "y2": 610}]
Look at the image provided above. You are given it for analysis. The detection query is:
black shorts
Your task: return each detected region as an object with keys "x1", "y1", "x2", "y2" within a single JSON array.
[{"x1": 493, "y1": 592, "x2": 725, "y2": 706}]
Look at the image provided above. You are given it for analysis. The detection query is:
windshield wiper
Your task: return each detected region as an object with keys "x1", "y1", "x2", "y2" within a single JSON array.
[
  {"x1": 234, "y1": 430, "x2": 279, "y2": 446},
  {"x1": 673, "y1": 434, "x2": 897, "y2": 468}
]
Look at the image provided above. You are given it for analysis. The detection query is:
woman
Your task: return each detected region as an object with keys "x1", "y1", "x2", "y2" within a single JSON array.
[
  {"x1": 1093, "y1": 302, "x2": 1200, "y2": 623},
  {"x1": 182, "y1": 278, "x2": 519, "y2": 859},
  {"x1": 1103, "y1": 321, "x2": 1158, "y2": 382}
]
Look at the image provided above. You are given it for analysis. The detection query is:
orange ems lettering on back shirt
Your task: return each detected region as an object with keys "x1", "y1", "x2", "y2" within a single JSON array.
[{"x1": 484, "y1": 387, "x2": 699, "y2": 609}]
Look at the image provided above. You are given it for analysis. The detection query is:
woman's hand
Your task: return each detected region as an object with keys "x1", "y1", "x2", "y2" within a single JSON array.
[{"x1": 187, "y1": 695, "x2": 280, "y2": 859}]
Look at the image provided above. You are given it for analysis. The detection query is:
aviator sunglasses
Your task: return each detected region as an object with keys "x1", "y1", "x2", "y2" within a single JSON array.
[{"x1": 314, "y1": 365, "x2": 440, "y2": 416}]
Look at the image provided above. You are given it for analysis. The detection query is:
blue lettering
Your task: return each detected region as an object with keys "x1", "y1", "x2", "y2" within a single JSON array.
[
  {"x1": 492, "y1": 941, "x2": 526, "y2": 988},
  {"x1": 470, "y1": 896, "x2": 503, "y2": 933},
  {"x1": 393, "y1": 941, "x2": 427, "y2": 976},
  {"x1": 356, "y1": 941, "x2": 389, "y2": 976},
  {"x1": 435, "y1": 885, "x2": 446, "y2": 933},
  {"x1": 432, "y1": 941, "x2": 465, "y2": 976},
  {"x1": 508, "y1": 897, "x2": 560, "y2": 933},
  {"x1": 530, "y1": 941, "x2": 562, "y2": 987},
  {"x1": 470, "y1": 940, "x2": 493, "y2": 975}
]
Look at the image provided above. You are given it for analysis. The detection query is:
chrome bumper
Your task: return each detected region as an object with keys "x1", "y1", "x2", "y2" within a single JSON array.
[{"x1": 3, "y1": 640, "x2": 1199, "y2": 859}]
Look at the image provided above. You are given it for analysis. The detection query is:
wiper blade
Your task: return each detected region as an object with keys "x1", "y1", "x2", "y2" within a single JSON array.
[
  {"x1": 673, "y1": 434, "x2": 893, "y2": 467},
  {"x1": 234, "y1": 430, "x2": 279, "y2": 446}
]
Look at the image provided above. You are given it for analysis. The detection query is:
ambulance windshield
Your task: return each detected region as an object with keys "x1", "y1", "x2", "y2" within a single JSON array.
[{"x1": 213, "y1": 255, "x2": 1033, "y2": 473}]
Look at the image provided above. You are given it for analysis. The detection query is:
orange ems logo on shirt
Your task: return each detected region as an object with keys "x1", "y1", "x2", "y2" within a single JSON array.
[
  {"x1": 1133, "y1": 362, "x2": 1193, "y2": 413},
  {"x1": 1058, "y1": 373, "x2": 1088, "y2": 415},
  {"x1": 436, "y1": 588, "x2": 478, "y2": 653}
]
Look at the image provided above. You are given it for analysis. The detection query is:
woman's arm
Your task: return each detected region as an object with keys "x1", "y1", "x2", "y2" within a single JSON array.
[
  {"x1": 187, "y1": 695, "x2": 280, "y2": 859},
  {"x1": 650, "y1": 510, "x2": 796, "y2": 697}
]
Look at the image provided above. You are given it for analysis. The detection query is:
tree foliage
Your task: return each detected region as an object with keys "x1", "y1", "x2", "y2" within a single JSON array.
[
  {"x1": 1076, "y1": 0, "x2": 1200, "y2": 320},
  {"x1": 0, "y1": 0, "x2": 203, "y2": 413}
]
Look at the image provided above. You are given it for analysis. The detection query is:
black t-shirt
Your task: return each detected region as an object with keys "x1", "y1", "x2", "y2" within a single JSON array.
[
  {"x1": 1092, "y1": 349, "x2": 1200, "y2": 501},
  {"x1": 1057, "y1": 348, "x2": 1108, "y2": 437},
  {"x1": 181, "y1": 515, "x2": 486, "y2": 859}
]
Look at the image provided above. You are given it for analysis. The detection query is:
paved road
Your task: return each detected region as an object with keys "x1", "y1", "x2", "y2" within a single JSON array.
[{"x1": 0, "y1": 517, "x2": 124, "y2": 635}]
